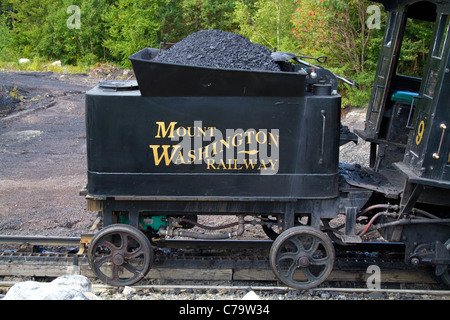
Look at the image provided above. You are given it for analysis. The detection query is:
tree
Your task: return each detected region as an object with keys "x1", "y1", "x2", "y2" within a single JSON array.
[
  {"x1": 0, "y1": 13, "x2": 10, "y2": 60},
  {"x1": 157, "y1": 0, "x2": 190, "y2": 43},
  {"x1": 182, "y1": 0, "x2": 237, "y2": 32},
  {"x1": 396, "y1": 18, "x2": 434, "y2": 77},
  {"x1": 292, "y1": 0, "x2": 384, "y2": 72},
  {"x1": 3, "y1": 0, "x2": 54, "y2": 58},
  {"x1": 292, "y1": 0, "x2": 385, "y2": 106},
  {"x1": 102, "y1": 0, "x2": 165, "y2": 67},
  {"x1": 233, "y1": 0, "x2": 297, "y2": 51}
]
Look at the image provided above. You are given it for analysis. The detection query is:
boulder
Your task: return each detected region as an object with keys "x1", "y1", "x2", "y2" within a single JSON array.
[
  {"x1": 18, "y1": 58, "x2": 31, "y2": 64},
  {"x1": 51, "y1": 274, "x2": 92, "y2": 292},
  {"x1": 242, "y1": 290, "x2": 260, "y2": 300},
  {"x1": 3, "y1": 274, "x2": 94, "y2": 300}
]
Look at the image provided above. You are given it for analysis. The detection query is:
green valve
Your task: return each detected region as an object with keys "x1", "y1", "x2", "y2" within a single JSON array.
[
  {"x1": 117, "y1": 215, "x2": 167, "y2": 231},
  {"x1": 119, "y1": 215, "x2": 129, "y2": 225},
  {"x1": 139, "y1": 216, "x2": 167, "y2": 231}
]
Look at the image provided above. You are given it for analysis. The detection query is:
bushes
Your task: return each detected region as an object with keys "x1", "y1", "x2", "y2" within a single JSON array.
[
  {"x1": 102, "y1": 0, "x2": 163, "y2": 67},
  {"x1": 1, "y1": 0, "x2": 164, "y2": 67},
  {"x1": 0, "y1": 14, "x2": 10, "y2": 61}
]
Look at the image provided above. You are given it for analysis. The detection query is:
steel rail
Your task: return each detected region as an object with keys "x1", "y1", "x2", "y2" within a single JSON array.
[
  {"x1": 0, "y1": 234, "x2": 406, "y2": 252},
  {"x1": 0, "y1": 281, "x2": 447, "y2": 297},
  {"x1": 0, "y1": 235, "x2": 81, "y2": 246},
  {"x1": 91, "y1": 284, "x2": 450, "y2": 296}
]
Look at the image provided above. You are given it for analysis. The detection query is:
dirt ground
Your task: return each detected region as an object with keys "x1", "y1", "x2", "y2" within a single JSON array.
[
  {"x1": 0, "y1": 70, "x2": 99, "y2": 236},
  {"x1": 0, "y1": 70, "x2": 369, "y2": 238}
]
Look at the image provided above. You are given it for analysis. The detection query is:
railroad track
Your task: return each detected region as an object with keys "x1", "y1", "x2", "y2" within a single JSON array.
[{"x1": 0, "y1": 235, "x2": 447, "y2": 293}]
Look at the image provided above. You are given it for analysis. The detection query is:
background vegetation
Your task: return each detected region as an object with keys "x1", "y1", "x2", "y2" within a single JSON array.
[{"x1": 0, "y1": 0, "x2": 434, "y2": 107}]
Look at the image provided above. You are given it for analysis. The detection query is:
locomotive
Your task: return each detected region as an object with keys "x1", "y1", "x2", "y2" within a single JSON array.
[{"x1": 81, "y1": 0, "x2": 450, "y2": 289}]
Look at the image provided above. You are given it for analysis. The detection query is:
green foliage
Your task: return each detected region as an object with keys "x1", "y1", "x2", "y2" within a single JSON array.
[
  {"x1": 157, "y1": 1, "x2": 190, "y2": 42},
  {"x1": 0, "y1": 14, "x2": 10, "y2": 60},
  {"x1": 397, "y1": 18, "x2": 434, "y2": 77},
  {"x1": 103, "y1": 0, "x2": 163, "y2": 67},
  {"x1": 3, "y1": 0, "x2": 53, "y2": 58},
  {"x1": 291, "y1": 0, "x2": 386, "y2": 107},
  {"x1": 233, "y1": 0, "x2": 297, "y2": 51},
  {"x1": 182, "y1": 0, "x2": 237, "y2": 32}
]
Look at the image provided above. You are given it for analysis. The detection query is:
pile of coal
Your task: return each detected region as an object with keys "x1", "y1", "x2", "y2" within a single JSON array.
[{"x1": 153, "y1": 29, "x2": 281, "y2": 72}]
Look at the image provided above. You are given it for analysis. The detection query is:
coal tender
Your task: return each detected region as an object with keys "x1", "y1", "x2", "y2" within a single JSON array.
[{"x1": 84, "y1": 30, "x2": 345, "y2": 288}]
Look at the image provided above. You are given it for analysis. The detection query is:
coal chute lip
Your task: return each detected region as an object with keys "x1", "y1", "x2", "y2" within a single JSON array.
[
  {"x1": 128, "y1": 47, "x2": 306, "y2": 97},
  {"x1": 129, "y1": 48, "x2": 291, "y2": 75}
]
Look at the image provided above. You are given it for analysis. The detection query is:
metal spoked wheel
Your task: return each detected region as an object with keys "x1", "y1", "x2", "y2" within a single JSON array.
[
  {"x1": 88, "y1": 224, "x2": 153, "y2": 287},
  {"x1": 269, "y1": 226, "x2": 335, "y2": 289}
]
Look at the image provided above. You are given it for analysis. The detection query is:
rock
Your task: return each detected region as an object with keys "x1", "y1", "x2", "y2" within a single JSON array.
[
  {"x1": 3, "y1": 274, "x2": 93, "y2": 300},
  {"x1": 4, "y1": 281, "x2": 88, "y2": 300},
  {"x1": 52, "y1": 60, "x2": 62, "y2": 67},
  {"x1": 320, "y1": 292, "x2": 331, "y2": 299},
  {"x1": 122, "y1": 286, "x2": 136, "y2": 296},
  {"x1": 83, "y1": 292, "x2": 102, "y2": 300},
  {"x1": 0, "y1": 96, "x2": 20, "y2": 116},
  {"x1": 368, "y1": 292, "x2": 387, "y2": 300},
  {"x1": 171, "y1": 288, "x2": 181, "y2": 295},
  {"x1": 18, "y1": 58, "x2": 31, "y2": 64},
  {"x1": 242, "y1": 290, "x2": 260, "y2": 300},
  {"x1": 51, "y1": 274, "x2": 92, "y2": 293},
  {"x1": 274, "y1": 288, "x2": 286, "y2": 295}
]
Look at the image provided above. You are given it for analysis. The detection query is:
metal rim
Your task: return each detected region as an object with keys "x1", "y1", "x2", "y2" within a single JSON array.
[
  {"x1": 269, "y1": 226, "x2": 335, "y2": 289},
  {"x1": 88, "y1": 224, "x2": 153, "y2": 287}
]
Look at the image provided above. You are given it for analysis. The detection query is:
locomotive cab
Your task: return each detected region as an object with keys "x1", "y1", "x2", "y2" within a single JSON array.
[
  {"x1": 356, "y1": 0, "x2": 450, "y2": 284},
  {"x1": 358, "y1": 0, "x2": 450, "y2": 180}
]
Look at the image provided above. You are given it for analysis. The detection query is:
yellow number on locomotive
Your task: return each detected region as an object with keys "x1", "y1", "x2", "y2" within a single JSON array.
[{"x1": 416, "y1": 120, "x2": 425, "y2": 145}]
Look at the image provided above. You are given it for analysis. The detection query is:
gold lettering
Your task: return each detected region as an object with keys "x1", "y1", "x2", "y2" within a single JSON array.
[
  {"x1": 258, "y1": 159, "x2": 268, "y2": 170},
  {"x1": 176, "y1": 126, "x2": 186, "y2": 137},
  {"x1": 268, "y1": 132, "x2": 279, "y2": 148},
  {"x1": 197, "y1": 144, "x2": 212, "y2": 161},
  {"x1": 217, "y1": 159, "x2": 227, "y2": 169},
  {"x1": 232, "y1": 133, "x2": 243, "y2": 147},
  {"x1": 243, "y1": 159, "x2": 258, "y2": 169},
  {"x1": 244, "y1": 131, "x2": 254, "y2": 144},
  {"x1": 268, "y1": 159, "x2": 279, "y2": 169},
  {"x1": 197, "y1": 126, "x2": 207, "y2": 137},
  {"x1": 149, "y1": 145, "x2": 181, "y2": 166},
  {"x1": 206, "y1": 159, "x2": 217, "y2": 169},
  {"x1": 219, "y1": 136, "x2": 231, "y2": 153},
  {"x1": 233, "y1": 159, "x2": 243, "y2": 170},
  {"x1": 207, "y1": 127, "x2": 216, "y2": 137},
  {"x1": 155, "y1": 122, "x2": 177, "y2": 139},
  {"x1": 188, "y1": 149, "x2": 196, "y2": 162},
  {"x1": 174, "y1": 150, "x2": 186, "y2": 164},
  {"x1": 256, "y1": 131, "x2": 267, "y2": 144}
]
